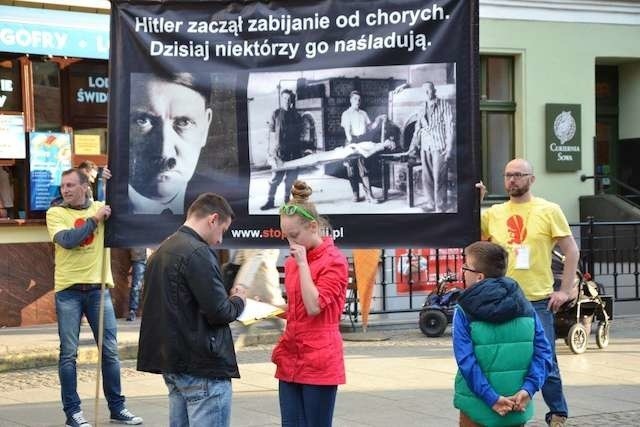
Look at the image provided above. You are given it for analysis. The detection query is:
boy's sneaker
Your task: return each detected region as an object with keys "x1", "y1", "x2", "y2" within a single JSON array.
[
  {"x1": 126, "y1": 310, "x2": 136, "y2": 321},
  {"x1": 110, "y1": 408, "x2": 143, "y2": 425},
  {"x1": 66, "y1": 411, "x2": 92, "y2": 427}
]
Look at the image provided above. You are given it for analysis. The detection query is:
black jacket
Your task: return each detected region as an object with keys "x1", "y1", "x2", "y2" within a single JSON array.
[{"x1": 137, "y1": 226, "x2": 245, "y2": 378}]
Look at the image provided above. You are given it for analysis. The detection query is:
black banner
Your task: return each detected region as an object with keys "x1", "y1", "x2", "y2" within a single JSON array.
[{"x1": 106, "y1": 0, "x2": 479, "y2": 248}]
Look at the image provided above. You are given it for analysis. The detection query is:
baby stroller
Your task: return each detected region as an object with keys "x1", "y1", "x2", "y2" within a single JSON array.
[
  {"x1": 418, "y1": 271, "x2": 462, "y2": 337},
  {"x1": 552, "y1": 250, "x2": 613, "y2": 354}
]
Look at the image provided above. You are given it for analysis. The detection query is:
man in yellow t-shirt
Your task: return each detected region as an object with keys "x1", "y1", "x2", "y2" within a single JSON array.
[
  {"x1": 477, "y1": 159, "x2": 579, "y2": 427},
  {"x1": 46, "y1": 168, "x2": 142, "y2": 427}
]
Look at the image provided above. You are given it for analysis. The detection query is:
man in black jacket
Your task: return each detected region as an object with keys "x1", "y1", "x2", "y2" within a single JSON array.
[{"x1": 137, "y1": 193, "x2": 246, "y2": 426}]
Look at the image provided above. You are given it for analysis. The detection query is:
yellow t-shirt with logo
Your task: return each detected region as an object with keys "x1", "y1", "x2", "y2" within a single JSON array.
[
  {"x1": 46, "y1": 201, "x2": 114, "y2": 292},
  {"x1": 481, "y1": 197, "x2": 571, "y2": 301}
]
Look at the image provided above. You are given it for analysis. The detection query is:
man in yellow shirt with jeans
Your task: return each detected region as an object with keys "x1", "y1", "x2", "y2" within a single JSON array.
[
  {"x1": 46, "y1": 168, "x2": 142, "y2": 427},
  {"x1": 477, "y1": 159, "x2": 579, "y2": 427}
]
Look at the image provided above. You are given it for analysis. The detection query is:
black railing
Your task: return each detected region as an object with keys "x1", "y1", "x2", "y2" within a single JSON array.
[
  {"x1": 581, "y1": 174, "x2": 640, "y2": 208},
  {"x1": 347, "y1": 220, "x2": 640, "y2": 322},
  {"x1": 580, "y1": 218, "x2": 640, "y2": 302}
]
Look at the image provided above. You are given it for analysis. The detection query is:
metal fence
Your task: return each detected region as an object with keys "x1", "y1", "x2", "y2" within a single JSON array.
[
  {"x1": 579, "y1": 218, "x2": 640, "y2": 302},
  {"x1": 348, "y1": 220, "x2": 640, "y2": 322}
]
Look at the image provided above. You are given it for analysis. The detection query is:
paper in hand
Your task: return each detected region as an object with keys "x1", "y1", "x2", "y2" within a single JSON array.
[{"x1": 237, "y1": 299, "x2": 284, "y2": 326}]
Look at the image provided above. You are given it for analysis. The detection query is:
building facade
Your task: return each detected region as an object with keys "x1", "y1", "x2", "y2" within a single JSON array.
[{"x1": 1, "y1": 0, "x2": 639, "y2": 326}]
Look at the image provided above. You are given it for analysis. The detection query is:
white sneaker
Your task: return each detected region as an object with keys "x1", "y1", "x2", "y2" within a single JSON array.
[
  {"x1": 110, "y1": 408, "x2": 143, "y2": 425},
  {"x1": 66, "y1": 411, "x2": 92, "y2": 427}
]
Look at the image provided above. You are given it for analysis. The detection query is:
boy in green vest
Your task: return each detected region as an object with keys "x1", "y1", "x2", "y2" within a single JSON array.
[{"x1": 453, "y1": 241, "x2": 552, "y2": 427}]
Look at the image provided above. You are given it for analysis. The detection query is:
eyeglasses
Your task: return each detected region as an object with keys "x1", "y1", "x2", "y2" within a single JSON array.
[
  {"x1": 280, "y1": 204, "x2": 316, "y2": 221},
  {"x1": 503, "y1": 173, "x2": 531, "y2": 179},
  {"x1": 461, "y1": 264, "x2": 481, "y2": 274}
]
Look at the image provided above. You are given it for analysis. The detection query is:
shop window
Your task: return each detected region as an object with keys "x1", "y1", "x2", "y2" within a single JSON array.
[
  {"x1": 480, "y1": 56, "x2": 516, "y2": 198},
  {"x1": 0, "y1": 56, "x2": 22, "y2": 112},
  {"x1": 33, "y1": 60, "x2": 62, "y2": 130}
]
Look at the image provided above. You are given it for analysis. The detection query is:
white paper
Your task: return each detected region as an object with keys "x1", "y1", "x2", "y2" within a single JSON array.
[{"x1": 236, "y1": 298, "x2": 285, "y2": 326}]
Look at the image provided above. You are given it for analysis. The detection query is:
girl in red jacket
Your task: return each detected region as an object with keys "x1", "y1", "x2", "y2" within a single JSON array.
[{"x1": 271, "y1": 180, "x2": 349, "y2": 427}]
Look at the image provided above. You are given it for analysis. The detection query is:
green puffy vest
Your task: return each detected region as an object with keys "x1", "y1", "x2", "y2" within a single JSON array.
[{"x1": 453, "y1": 314, "x2": 535, "y2": 427}]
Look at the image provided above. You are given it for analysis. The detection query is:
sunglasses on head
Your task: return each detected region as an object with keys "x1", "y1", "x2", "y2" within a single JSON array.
[{"x1": 280, "y1": 204, "x2": 315, "y2": 221}]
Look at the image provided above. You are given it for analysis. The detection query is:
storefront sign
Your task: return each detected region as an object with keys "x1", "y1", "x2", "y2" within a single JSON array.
[
  {"x1": 0, "y1": 6, "x2": 109, "y2": 59},
  {"x1": 106, "y1": 0, "x2": 480, "y2": 248},
  {"x1": 74, "y1": 134, "x2": 102, "y2": 155},
  {"x1": 29, "y1": 132, "x2": 72, "y2": 211},
  {"x1": 0, "y1": 114, "x2": 26, "y2": 158},
  {"x1": 546, "y1": 103, "x2": 581, "y2": 172}
]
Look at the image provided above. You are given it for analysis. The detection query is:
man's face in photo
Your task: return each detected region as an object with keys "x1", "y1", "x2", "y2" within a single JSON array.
[
  {"x1": 281, "y1": 92, "x2": 293, "y2": 111},
  {"x1": 350, "y1": 93, "x2": 361, "y2": 109},
  {"x1": 129, "y1": 75, "x2": 212, "y2": 202},
  {"x1": 425, "y1": 83, "x2": 436, "y2": 101}
]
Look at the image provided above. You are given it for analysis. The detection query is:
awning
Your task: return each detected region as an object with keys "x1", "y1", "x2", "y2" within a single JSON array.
[{"x1": 0, "y1": 5, "x2": 109, "y2": 60}]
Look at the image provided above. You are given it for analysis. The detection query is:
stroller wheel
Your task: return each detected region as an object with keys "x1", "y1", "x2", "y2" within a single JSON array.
[
  {"x1": 596, "y1": 322, "x2": 610, "y2": 349},
  {"x1": 419, "y1": 309, "x2": 448, "y2": 337},
  {"x1": 568, "y1": 323, "x2": 588, "y2": 354}
]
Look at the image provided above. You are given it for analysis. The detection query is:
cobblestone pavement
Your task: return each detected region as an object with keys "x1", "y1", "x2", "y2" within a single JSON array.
[
  {"x1": 0, "y1": 331, "x2": 444, "y2": 392},
  {"x1": 2, "y1": 327, "x2": 640, "y2": 426}
]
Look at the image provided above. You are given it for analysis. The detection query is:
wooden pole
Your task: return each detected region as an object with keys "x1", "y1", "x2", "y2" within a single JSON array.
[
  {"x1": 94, "y1": 168, "x2": 109, "y2": 426},
  {"x1": 94, "y1": 250, "x2": 108, "y2": 426}
]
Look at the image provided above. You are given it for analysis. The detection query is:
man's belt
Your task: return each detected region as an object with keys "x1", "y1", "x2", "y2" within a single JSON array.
[{"x1": 69, "y1": 283, "x2": 103, "y2": 291}]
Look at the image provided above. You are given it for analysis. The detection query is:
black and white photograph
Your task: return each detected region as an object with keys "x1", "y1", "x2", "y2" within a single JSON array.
[
  {"x1": 247, "y1": 63, "x2": 458, "y2": 215},
  {"x1": 127, "y1": 72, "x2": 241, "y2": 215},
  {"x1": 107, "y1": 0, "x2": 478, "y2": 247}
]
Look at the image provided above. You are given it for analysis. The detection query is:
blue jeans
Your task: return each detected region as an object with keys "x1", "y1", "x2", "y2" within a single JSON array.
[
  {"x1": 163, "y1": 373, "x2": 232, "y2": 427},
  {"x1": 55, "y1": 288, "x2": 125, "y2": 417},
  {"x1": 129, "y1": 259, "x2": 146, "y2": 312},
  {"x1": 531, "y1": 299, "x2": 569, "y2": 420},
  {"x1": 279, "y1": 380, "x2": 338, "y2": 427}
]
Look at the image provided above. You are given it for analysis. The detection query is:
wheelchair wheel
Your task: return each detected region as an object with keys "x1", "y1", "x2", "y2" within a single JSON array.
[
  {"x1": 419, "y1": 309, "x2": 448, "y2": 337},
  {"x1": 568, "y1": 323, "x2": 588, "y2": 354},
  {"x1": 596, "y1": 322, "x2": 610, "y2": 349}
]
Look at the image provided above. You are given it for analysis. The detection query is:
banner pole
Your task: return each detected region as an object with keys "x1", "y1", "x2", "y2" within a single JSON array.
[
  {"x1": 94, "y1": 252, "x2": 107, "y2": 426},
  {"x1": 94, "y1": 168, "x2": 109, "y2": 426}
]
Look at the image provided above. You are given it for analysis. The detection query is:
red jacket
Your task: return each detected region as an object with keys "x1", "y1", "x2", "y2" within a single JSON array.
[{"x1": 272, "y1": 237, "x2": 348, "y2": 385}]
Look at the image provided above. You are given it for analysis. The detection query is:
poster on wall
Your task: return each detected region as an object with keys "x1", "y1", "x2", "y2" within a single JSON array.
[
  {"x1": 29, "y1": 132, "x2": 72, "y2": 211},
  {"x1": 0, "y1": 114, "x2": 26, "y2": 159},
  {"x1": 106, "y1": 0, "x2": 480, "y2": 248},
  {"x1": 395, "y1": 248, "x2": 464, "y2": 294}
]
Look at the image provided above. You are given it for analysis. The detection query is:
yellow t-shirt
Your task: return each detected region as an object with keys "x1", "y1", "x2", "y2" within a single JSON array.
[
  {"x1": 46, "y1": 201, "x2": 114, "y2": 292},
  {"x1": 481, "y1": 197, "x2": 571, "y2": 301}
]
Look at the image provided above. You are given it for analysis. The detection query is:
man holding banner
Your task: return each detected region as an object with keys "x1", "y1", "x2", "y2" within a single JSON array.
[
  {"x1": 478, "y1": 159, "x2": 578, "y2": 427},
  {"x1": 46, "y1": 168, "x2": 142, "y2": 427}
]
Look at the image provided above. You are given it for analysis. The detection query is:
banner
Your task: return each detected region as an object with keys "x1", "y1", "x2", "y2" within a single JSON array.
[{"x1": 107, "y1": 0, "x2": 480, "y2": 248}]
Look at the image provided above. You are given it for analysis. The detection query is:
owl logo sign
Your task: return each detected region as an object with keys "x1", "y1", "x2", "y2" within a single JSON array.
[
  {"x1": 553, "y1": 111, "x2": 576, "y2": 145},
  {"x1": 545, "y1": 104, "x2": 581, "y2": 172}
]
